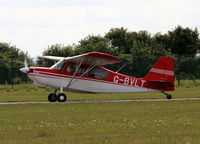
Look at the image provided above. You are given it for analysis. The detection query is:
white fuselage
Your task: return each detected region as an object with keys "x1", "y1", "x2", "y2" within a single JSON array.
[{"x1": 28, "y1": 70, "x2": 157, "y2": 93}]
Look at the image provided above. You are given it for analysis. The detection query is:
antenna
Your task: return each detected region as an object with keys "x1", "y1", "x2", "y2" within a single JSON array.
[{"x1": 116, "y1": 63, "x2": 128, "y2": 73}]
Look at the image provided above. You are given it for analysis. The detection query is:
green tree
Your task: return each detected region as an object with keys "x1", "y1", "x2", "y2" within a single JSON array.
[
  {"x1": 75, "y1": 35, "x2": 118, "y2": 56},
  {"x1": 168, "y1": 26, "x2": 200, "y2": 85},
  {"x1": 105, "y1": 27, "x2": 132, "y2": 54},
  {"x1": 0, "y1": 42, "x2": 29, "y2": 84}
]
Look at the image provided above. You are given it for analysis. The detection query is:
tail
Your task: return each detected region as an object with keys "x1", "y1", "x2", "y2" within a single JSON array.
[{"x1": 143, "y1": 57, "x2": 174, "y2": 91}]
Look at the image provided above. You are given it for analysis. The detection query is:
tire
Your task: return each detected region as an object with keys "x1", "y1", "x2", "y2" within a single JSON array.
[
  {"x1": 57, "y1": 93, "x2": 67, "y2": 102},
  {"x1": 48, "y1": 93, "x2": 57, "y2": 102},
  {"x1": 167, "y1": 94, "x2": 172, "y2": 99}
]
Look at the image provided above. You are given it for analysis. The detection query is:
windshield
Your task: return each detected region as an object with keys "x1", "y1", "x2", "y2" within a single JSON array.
[{"x1": 51, "y1": 59, "x2": 67, "y2": 71}]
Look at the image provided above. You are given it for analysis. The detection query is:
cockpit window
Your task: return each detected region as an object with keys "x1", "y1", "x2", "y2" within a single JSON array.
[
  {"x1": 87, "y1": 68, "x2": 108, "y2": 79},
  {"x1": 53, "y1": 60, "x2": 67, "y2": 71},
  {"x1": 67, "y1": 64, "x2": 84, "y2": 74},
  {"x1": 67, "y1": 64, "x2": 76, "y2": 73}
]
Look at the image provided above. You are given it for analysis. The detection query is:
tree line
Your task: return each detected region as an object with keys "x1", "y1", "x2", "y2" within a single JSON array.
[
  {"x1": 1, "y1": 25, "x2": 200, "y2": 85},
  {"x1": 0, "y1": 43, "x2": 33, "y2": 84}
]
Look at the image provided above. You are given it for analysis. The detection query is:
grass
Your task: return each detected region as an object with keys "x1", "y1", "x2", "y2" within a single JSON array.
[
  {"x1": 0, "y1": 101, "x2": 200, "y2": 144},
  {"x1": 0, "y1": 81, "x2": 200, "y2": 102},
  {"x1": 0, "y1": 82, "x2": 200, "y2": 143}
]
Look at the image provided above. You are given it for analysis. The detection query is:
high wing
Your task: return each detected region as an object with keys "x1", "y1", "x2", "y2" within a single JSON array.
[
  {"x1": 42, "y1": 56, "x2": 65, "y2": 61},
  {"x1": 43, "y1": 52, "x2": 121, "y2": 65}
]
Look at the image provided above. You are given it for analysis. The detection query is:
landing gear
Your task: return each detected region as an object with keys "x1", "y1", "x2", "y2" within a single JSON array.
[
  {"x1": 48, "y1": 88, "x2": 67, "y2": 102},
  {"x1": 57, "y1": 93, "x2": 67, "y2": 102},
  {"x1": 48, "y1": 93, "x2": 57, "y2": 102},
  {"x1": 162, "y1": 91, "x2": 172, "y2": 100},
  {"x1": 167, "y1": 94, "x2": 172, "y2": 99}
]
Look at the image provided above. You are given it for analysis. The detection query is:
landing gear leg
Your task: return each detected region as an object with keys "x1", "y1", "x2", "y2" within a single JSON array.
[{"x1": 162, "y1": 91, "x2": 172, "y2": 100}]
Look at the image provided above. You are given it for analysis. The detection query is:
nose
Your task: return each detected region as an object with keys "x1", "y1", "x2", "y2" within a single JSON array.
[{"x1": 20, "y1": 67, "x2": 29, "y2": 74}]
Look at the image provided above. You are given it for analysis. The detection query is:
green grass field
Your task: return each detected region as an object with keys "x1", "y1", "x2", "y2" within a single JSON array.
[
  {"x1": 0, "y1": 101, "x2": 200, "y2": 144},
  {"x1": 0, "y1": 82, "x2": 200, "y2": 144},
  {"x1": 0, "y1": 80, "x2": 199, "y2": 102}
]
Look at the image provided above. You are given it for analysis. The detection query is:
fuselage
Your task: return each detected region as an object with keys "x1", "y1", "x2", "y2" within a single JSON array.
[{"x1": 27, "y1": 61, "x2": 166, "y2": 93}]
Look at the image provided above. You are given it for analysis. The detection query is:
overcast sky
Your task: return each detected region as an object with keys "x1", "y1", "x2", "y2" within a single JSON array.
[{"x1": 0, "y1": 0, "x2": 200, "y2": 57}]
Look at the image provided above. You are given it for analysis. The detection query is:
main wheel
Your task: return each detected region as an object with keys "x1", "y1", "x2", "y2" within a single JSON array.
[
  {"x1": 167, "y1": 94, "x2": 172, "y2": 99},
  {"x1": 48, "y1": 93, "x2": 57, "y2": 102},
  {"x1": 57, "y1": 93, "x2": 67, "y2": 102}
]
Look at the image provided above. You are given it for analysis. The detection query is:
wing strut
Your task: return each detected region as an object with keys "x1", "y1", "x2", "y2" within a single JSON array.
[
  {"x1": 68, "y1": 63, "x2": 97, "y2": 87},
  {"x1": 66, "y1": 58, "x2": 84, "y2": 88}
]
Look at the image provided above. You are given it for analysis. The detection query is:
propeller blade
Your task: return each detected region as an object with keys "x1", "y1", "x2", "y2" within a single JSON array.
[
  {"x1": 24, "y1": 58, "x2": 28, "y2": 68},
  {"x1": 20, "y1": 58, "x2": 29, "y2": 74}
]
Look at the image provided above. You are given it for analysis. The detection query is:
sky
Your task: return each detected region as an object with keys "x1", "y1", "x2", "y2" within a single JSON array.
[{"x1": 0, "y1": 0, "x2": 200, "y2": 57}]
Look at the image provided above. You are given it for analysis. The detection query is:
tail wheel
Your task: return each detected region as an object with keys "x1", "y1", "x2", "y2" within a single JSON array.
[
  {"x1": 167, "y1": 94, "x2": 172, "y2": 99},
  {"x1": 162, "y1": 91, "x2": 172, "y2": 100},
  {"x1": 58, "y1": 93, "x2": 67, "y2": 102},
  {"x1": 48, "y1": 93, "x2": 57, "y2": 102}
]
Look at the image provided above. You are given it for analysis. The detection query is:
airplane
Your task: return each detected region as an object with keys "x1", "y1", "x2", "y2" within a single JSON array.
[{"x1": 20, "y1": 52, "x2": 174, "y2": 102}]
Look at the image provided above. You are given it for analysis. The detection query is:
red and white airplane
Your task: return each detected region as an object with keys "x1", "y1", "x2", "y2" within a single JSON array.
[{"x1": 20, "y1": 52, "x2": 174, "y2": 102}]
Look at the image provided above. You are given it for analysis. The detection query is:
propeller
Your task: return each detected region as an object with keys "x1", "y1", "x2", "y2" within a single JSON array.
[{"x1": 20, "y1": 58, "x2": 29, "y2": 74}]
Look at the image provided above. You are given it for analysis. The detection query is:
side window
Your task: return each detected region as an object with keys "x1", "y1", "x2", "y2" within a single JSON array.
[
  {"x1": 67, "y1": 64, "x2": 76, "y2": 73},
  {"x1": 87, "y1": 68, "x2": 108, "y2": 79},
  {"x1": 77, "y1": 66, "x2": 84, "y2": 74},
  {"x1": 67, "y1": 64, "x2": 84, "y2": 74}
]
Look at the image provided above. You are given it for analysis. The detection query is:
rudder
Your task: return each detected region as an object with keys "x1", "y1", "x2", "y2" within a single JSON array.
[{"x1": 143, "y1": 57, "x2": 174, "y2": 91}]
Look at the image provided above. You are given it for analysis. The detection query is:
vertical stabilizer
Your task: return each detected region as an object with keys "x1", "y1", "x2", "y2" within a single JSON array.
[{"x1": 144, "y1": 57, "x2": 174, "y2": 91}]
